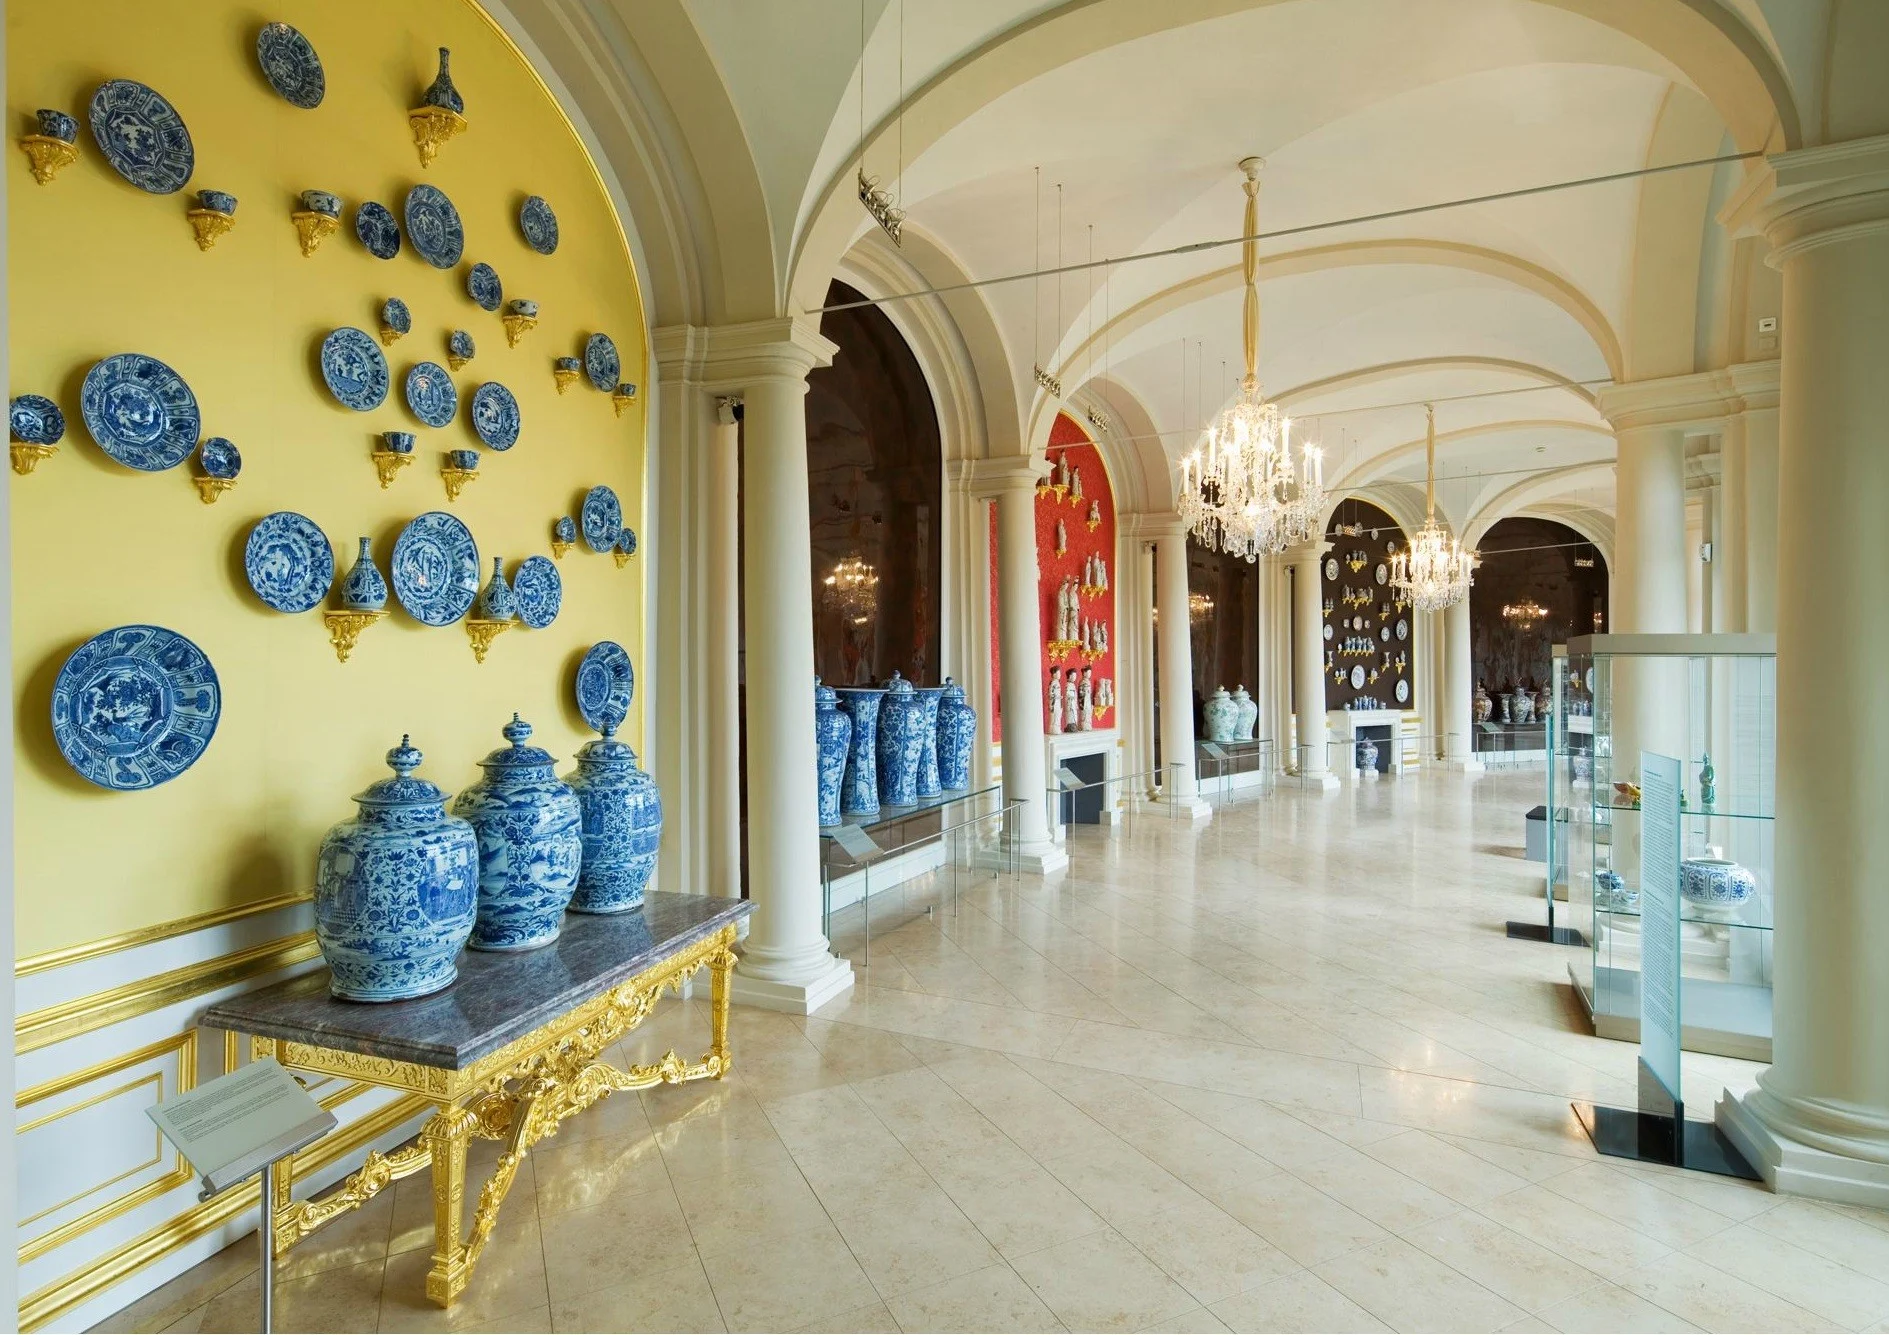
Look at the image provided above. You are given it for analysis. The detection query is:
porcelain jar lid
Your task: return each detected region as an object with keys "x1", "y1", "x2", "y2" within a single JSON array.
[
  {"x1": 815, "y1": 676, "x2": 838, "y2": 706},
  {"x1": 940, "y1": 676, "x2": 965, "y2": 701},
  {"x1": 883, "y1": 671, "x2": 913, "y2": 695},
  {"x1": 573, "y1": 734, "x2": 640, "y2": 771},
  {"x1": 476, "y1": 714, "x2": 559, "y2": 772},
  {"x1": 353, "y1": 735, "x2": 449, "y2": 808}
]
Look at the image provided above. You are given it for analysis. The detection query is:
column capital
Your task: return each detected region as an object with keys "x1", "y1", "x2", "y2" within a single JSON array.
[
  {"x1": 1280, "y1": 539, "x2": 1332, "y2": 566},
  {"x1": 1596, "y1": 370, "x2": 1740, "y2": 434},
  {"x1": 960, "y1": 456, "x2": 1041, "y2": 499},
  {"x1": 1720, "y1": 133, "x2": 1889, "y2": 267},
  {"x1": 1116, "y1": 511, "x2": 1176, "y2": 543},
  {"x1": 653, "y1": 318, "x2": 839, "y2": 393}
]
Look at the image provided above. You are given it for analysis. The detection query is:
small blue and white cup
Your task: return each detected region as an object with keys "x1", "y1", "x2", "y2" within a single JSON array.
[
  {"x1": 197, "y1": 437, "x2": 242, "y2": 479},
  {"x1": 506, "y1": 298, "x2": 538, "y2": 318},
  {"x1": 197, "y1": 189, "x2": 237, "y2": 216},
  {"x1": 35, "y1": 109, "x2": 77, "y2": 143},
  {"x1": 447, "y1": 448, "x2": 480, "y2": 471},
  {"x1": 300, "y1": 189, "x2": 340, "y2": 217},
  {"x1": 381, "y1": 430, "x2": 415, "y2": 455}
]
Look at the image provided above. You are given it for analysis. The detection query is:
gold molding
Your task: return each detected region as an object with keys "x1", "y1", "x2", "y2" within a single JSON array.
[
  {"x1": 17, "y1": 891, "x2": 312, "y2": 978},
  {"x1": 16, "y1": 1032, "x2": 199, "y2": 1266},
  {"x1": 17, "y1": 934, "x2": 321, "y2": 1055},
  {"x1": 20, "y1": 1091, "x2": 428, "y2": 1331}
]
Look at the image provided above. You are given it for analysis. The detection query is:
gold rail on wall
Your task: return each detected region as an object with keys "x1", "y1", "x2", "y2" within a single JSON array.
[
  {"x1": 16, "y1": 933, "x2": 321, "y2": 1055},
  {"x1": 15, "y1": 891, "x2": 312, "y2": 978}
]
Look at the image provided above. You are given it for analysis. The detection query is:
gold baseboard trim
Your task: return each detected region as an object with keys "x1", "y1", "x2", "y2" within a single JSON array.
[
  {"x1": 16, "y1": 892, "x2": 312, "y2": 979},
  {"x1": 20, "y1": 1092, "x2": 428, "y2": 1331},
  {"x1": 17, "y1": 933, "x2": 321, "y2": 1055}
]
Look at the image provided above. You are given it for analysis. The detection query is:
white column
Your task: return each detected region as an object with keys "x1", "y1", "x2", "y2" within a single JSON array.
[
  {"x1": 1717, "y1": 137, "x2": 1889, "y2": 1204},
  {"x1": 1443, "y1": 596, "x2": 1481, "y2": 771},
  {"x1": 1608, "y1": 420, "x2": 1692, "y2": 772},
  {"x1": 990, "y1": 472, "x2": 1068, "y2": 871},
  {"x1": 1136, "y1": 531, "x2": 1159, "y2": 795},
  {"x1": 1734, "y1": 362, "x2": 1781, "y2": 634},
  {"x1": 722, "y1": 323, "x2": 853, "y2": 1014},
  {"x1": 706, "y1": 399, "x2": 742, "y2": 899},
  {"x1": 1287, "y1": 543, "x2": 1338, "y2": 788},
  {"x1": 1153, "y1": 524, "x2": 1211, "y2": 819},
  {"x1": 1719, "y1": 415, "x2": 1749, "y2": 633},
  {"x1": 1113, "y1": 515, "x2": 1156, "y2": 799}
]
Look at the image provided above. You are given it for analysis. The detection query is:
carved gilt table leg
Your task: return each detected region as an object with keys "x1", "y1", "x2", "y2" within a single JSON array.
[
  {"x1": 421, "y1": 1105, "x2": 479, "y2": 1306},
  {"x1": 711, "y1": 939, "x2": 737, "y2": 1076}
]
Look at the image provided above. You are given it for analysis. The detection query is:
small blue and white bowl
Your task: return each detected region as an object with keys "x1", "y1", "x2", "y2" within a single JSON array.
[
  {"x1": 300, "y1": 189, "x2": 340, "y2": 217},
  {"x1": 616, "y1": 527, "x2": 637, "y2": 558},
  {"x1": 197, "y1": 437, "x2": 241, "y2": 479},
  {"x1": 197, "y1": 189, "x2": 237, "y2": 216},
  {"x1": 381, "y1": 430, "x2": 415, "y2": 455},
  {"x1": 447, "y1": 448, "x2": 480, "y2": 471},
  {"x1": 9, "y1": 394, "x2": 66, "y2": 446},
  {"x1": 553, "y1": 515, "x2": 577, "y2": 546},
  {"x1": 36, "y1": 109, "x2": 77, "y2": 143},
  {"x1": 382, "y1": 298, "x2": 411, "y2": 336},
  {"x1": 554, "y1": 356, "x2": 581, "y2": 374},
  {"x1": 507, "y1": 298, "x2": 538, "y2": 318}
]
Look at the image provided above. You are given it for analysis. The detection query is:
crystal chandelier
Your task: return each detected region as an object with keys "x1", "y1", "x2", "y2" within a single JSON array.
[
  {"x1": 822, "y1": 555, "x2": 879, "y2": 626},
  {"x1": 1502, "y1": 599, "x2": 1548, "y2": 625},
  {"x1": 1177, "y1": 157, "x2": 1325, "y2": 561},
  {"x1": 1188, "y1": 592, "x2": 1214, "y2": 624},
  {"x1": 1389, "y1": 404, "x2": 1476, "y2": 611}
]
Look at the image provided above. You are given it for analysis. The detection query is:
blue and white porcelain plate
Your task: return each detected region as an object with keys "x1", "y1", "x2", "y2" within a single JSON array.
[
  {"x1": 80, "y1": 353, "x2": 200, "y2": 471},
  {"x1": 581, "y1": 485, "x2": 622, "y2": 553},
  {"x1": 382, "y1": 297, "x2": 411, "y2": 336},
  {"x1": 256, "y1": 22, "x2": 324, "y2": 109},
  {"x1": 470, "y1": 382, "x2": 520, "y2": 450},
  {"x1": 245, "y1": 512, "x2": 333, "y2": 613},
  {"x1": 519, "y1": 196, "x2": 559, "y2": 255},
  {"x1": 88, "y1": 80, "x2": 194, "y2": 195},
  {"x1": 355, "y1": 201, "x2": 400, "y2": 259},
  {"x1": 575, "y1": 641, "x2": 634, "y2": 734},
  {"x1": 405, "y1": 362, "x2": 457, "y2": 428},
  {"x1": 584, "y1": 333, "x2": 619, "y2": 392},
  {"x1": 197, "y1": 436, "x2": 240, "y2": 478},
  {"x1": 52, "y1": 625, "x2": 220, "y2": 791},
  {"x1": 466, "y1": 263, "x2": 501, "y2": 312},
  {"x1": 404, "y1": 184, "x2": 464, "y2": 269},
  {"x1": 319, "y1": 328, "x2": 390, "y2": 412},
  {"x1": 392, "y1": 511, "x2": 480, "y2": 626},
  {"x1": 512, "y1": 556, "x2": 561, "y2": 629},
  {"x1": 10, "y1": 394, "x2": 65, "y2": 445}
]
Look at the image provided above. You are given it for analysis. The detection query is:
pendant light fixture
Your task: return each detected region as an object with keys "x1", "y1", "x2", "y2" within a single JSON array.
[
  {"x1": 1177, "y1": 157, "x2": 1325, "y2": 561},
  {"x1": 1389, "y1": 403, "x2": 1476, "y2": 611}
]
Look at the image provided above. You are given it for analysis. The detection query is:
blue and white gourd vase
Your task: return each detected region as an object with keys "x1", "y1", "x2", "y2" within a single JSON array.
[
  {"x1": 832, "y1": 686, "x2": 884, "y2": 816},
  {"x1": 340, "y1": 537, "x2": 388, "y2": 611},
  {"x1": 1232, "y1": 686, "x2": 1258, "y2": 740},
  {"x1": 876, "y1": 672, "x2": 925, "y2": 807},
  {"x1": 936, "y1": 677, "x2": 977, "y2": 791},
  {"x1": 814, "y1": 677, "x2": 852, "y2": 828},
  {"x1": 314, "y1": 736, "x2": 479, "y2": 1001},
  {"x1": 564, "y1": 725, "x2": 663, "y2": 914},
  {"x1": 914, "y1": 685, "x2": 946, "y2": 799},
  {"x1": 1203, "y1": 686, "x2": 1238, "y2": 743},
  {"x1": 452, "y1": 715, "x2": 583, "y2": 950}
]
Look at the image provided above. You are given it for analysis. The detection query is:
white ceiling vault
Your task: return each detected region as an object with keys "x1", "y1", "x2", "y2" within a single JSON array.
[{"x1": 502, "y1": 0, "x2": 1837, "y2": 530}]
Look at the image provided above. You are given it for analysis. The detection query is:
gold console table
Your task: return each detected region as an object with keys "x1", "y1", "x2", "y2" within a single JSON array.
[{"x1": 203, "y1": 893, "x2": 751, "y2": 1307}]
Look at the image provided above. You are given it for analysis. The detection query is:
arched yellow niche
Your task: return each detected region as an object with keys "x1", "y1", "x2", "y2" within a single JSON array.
[{"x1": 9, "y1": 0, "x2": 649, "y2": 956}]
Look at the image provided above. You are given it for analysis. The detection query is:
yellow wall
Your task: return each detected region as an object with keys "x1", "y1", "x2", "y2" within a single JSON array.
[{"x1": 9, "y1": 0, "x2": 648, "y2": 957}]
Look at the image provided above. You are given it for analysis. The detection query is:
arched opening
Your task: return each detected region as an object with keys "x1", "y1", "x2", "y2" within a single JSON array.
[{"x1": 1470, "y1": 516, "x2": 1610, "y2": 748}]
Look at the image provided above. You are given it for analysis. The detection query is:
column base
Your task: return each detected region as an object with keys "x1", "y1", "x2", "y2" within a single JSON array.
[
  {"x1": 974, "y1": 841, "x2": 1068, "y2": 876},
  {"x1": 731, "y1": 951, "x2": 855, "y2": 1015},
  {"x1": 1291, "y1": 772, "x2": 1341, "y2": 791},
  {"x1": 1155, "y1": 794, "x2": 1213, "y2": 822},
  {"x1": 1446, "y1": 757, "x2": 1486, "y2": 773},
  {"x1": 1717, "y1": 1090, "x2": 1889, "y2": 1209}
]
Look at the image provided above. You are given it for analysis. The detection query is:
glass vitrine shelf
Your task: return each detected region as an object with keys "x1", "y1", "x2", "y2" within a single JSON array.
[{"x1": 1561, "y1": 633, "x2": 1777, "y2": 1062}]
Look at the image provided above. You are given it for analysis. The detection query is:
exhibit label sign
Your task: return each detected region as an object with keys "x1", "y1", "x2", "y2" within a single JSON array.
[{"x1": 1638, "y1": 751, "x2": 1683, "y2": 1101}]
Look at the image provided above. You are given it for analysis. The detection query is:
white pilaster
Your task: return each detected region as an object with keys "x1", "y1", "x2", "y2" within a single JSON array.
[
  {"x1": 1730, "y1": 360, "x2": 1781, "y2": 634},
  {"x1": 1286, "y1": 543, "x2": 1339, "y2": 788},
  {"x1": 1715, "y1": 135, "x2": 1889, "y2": 1204},
  {"x1": 1443, "y1": 596, "x2": 1482, "y2": 771},
  {"x1": 1152, "y1": 522, "x2": 1211, "y2": 820},
  {"x1": 706, "y1": 399, "x2": 742, "y2": 903}
]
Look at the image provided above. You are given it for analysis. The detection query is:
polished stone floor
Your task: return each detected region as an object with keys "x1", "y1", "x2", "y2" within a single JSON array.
[{"x1": 98, "y1": 768, "x2": 1889, "y2": 1333}]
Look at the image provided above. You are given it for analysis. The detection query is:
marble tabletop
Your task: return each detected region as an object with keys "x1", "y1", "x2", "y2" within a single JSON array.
[{"x1": 202, "y1": 893, "x2": 751, "y2": 1071}]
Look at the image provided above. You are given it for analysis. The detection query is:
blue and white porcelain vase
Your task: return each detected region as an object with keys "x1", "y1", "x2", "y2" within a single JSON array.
[
  {"x1": 1680, "y1": 854, "x2": 1756, "y2": 908},
  {"x1": 422, "y1": 47, "x2": 464, "y2": 114},
  {"x1": 914, "y1": 685, "x2": 946, "y2": 799},
  {"x1": 340, "y1": 537, "x2": 388, "y2": 612},
  {"x1": 876, "y1": 672, "x2": 925, "y2": 807},
  {"x1": 1357, "y1": 736, "x2": 1379, "y2": 773},
  {"x1": 936, "y1": 677, "x2": 977, "y2": 791},
  {"x1": 833, "y1": 686, "x2": 884, "y2": 816},
  {"x1": 452, "y1": 715, "x2": 583, "y2": 950},
  {"x1": 564, "y1": 725, "x2": 662, "y2": 914},
  {"x1": 1203, "y1": 686, "x2": 1238, "y2": 743},
  {"x1": 814, "y1": 678, "x2": 852, "y2": 828},
  {"x1": 314, "y1": 736, "x2": 479, "y2": 1001},
  {"x1": 1232, "y1": 686, "x2": 1258, "y2": 740}
]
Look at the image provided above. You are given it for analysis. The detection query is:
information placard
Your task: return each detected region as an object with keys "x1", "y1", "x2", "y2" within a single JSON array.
[
  {"x1": 828, "y1": 823, "x2": 883, "y2": 864},
  {"x1": 1638, "y1": 751, "x2": 1683, "y2": 1101},
  {"x1": 148, "y1": 1057, "x2": 336, "y2": 1196},
  {"x1": 1199, "y1": 743, "x2": 1227, "y2": 761},
  {"x1": 1055, "y1": 766, "x2": 1084, "y2": 791}
]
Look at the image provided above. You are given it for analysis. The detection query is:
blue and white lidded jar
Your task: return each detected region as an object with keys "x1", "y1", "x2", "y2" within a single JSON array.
[
  {"x1": 833, "y1": 686, "x2": 885, "y2": 816},
  {"x1": 814, "y1": 677, "x2": 852, "y2": 828},
  {"x1": 564, "y1": 725, "x2": 663, "y2": 914},
  {"x1": 875, "y1": 671, "x2": 925, "y2": 807},
  {"x1": 1203, "y1": 686, "x2": 1238, "y2": 743},
  {"x1": 452, "y1": 715, "x2": 583, "y2": 950},
  {"x1": 935, "y1": 677, "x2": 977, "y2": 791},
  {"x1": 314, "y1": 736, "x2": 479, "y2": 1001}
]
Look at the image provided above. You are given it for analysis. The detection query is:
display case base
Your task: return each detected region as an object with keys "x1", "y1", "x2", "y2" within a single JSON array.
[
  {"x1": 1506, "y1": 921, "x2": 1587, "y2": 946},
  {"x1": 1574, "y1": 1101, "x2": 1761, "y2": 1181}
]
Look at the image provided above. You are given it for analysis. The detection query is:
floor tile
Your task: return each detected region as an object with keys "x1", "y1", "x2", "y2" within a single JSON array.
[
  {"x1": 831, "y1": 1185, "x2": 1002, "y2": 1299},
  {"x1": 885, "y1": 1263, "x2": 1062, "y2": 1333},
  {"x1": 1009, "y1": 1229, "x2": 1199, "y2": 1333},
  {"x1": 1535, "y1": 1282, "x2": 1703, "y2": 1333},
  {"x1": 1614, "y1": 1251, "x2": 1842, "y2": 1332},
  {"x1": 1314, "y1": 1235, "x2": 1527, "y2": 1332},
  {"x1": 698, "y1": 1217, "x2": 879, "y2": 1332},
  {"x1": 548, "y1": 1255, "x2": 724, "y2": 1332},
  {"x1": 1111, "y1": 1197, "x2": 1302, "y2": 1306},
  {"x1": 539, "y1": 1182, "x2": 698, "y2": 1303},
  {"x1": 1679, "y1": 1221, "x2": 1889, "y2": 1329},
  {"x1": 1402, "y1": 1209, "x2": 1609, "y2": 1314},
  {"x1": 1208, "y1": 1270, "x2": 1391, "y2": 1332}
]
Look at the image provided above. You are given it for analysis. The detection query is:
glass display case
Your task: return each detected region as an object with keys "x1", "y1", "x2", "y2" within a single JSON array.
[{"x1": 1562, "y1": 633, "x2": 1776, "y2": 1060}]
